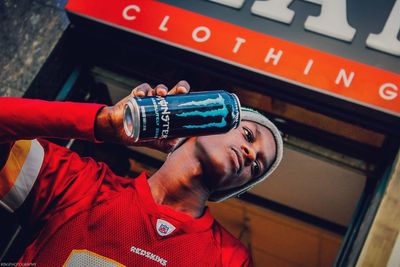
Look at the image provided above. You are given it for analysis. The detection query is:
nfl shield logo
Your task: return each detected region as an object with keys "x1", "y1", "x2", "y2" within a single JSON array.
[
  {"x1": 156, "y1": 219, "x2": 176, "y2": 236},
  {"x1": 159, "y1": 224, "x2": 169, "y2": 234}
]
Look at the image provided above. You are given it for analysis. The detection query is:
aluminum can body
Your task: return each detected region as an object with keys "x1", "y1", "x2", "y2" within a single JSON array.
[{"x1": 123, "y1": 90, "x2": 241, "y2": 142}]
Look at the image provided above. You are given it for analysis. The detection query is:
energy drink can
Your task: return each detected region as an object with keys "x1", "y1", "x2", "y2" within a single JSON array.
[{"x1": 123, "y1": 90, "x2": 241, "y2": 142}]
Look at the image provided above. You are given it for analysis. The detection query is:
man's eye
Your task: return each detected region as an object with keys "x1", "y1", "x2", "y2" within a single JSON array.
[
  {"x1": 252, "y1": 161, "x2": 260, "y2": 176},
  {"x1": 243, "y1": 127, "x2": 254, "y2": 142}
]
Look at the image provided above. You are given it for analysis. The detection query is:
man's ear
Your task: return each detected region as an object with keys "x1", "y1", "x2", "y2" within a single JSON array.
[{"x1": 167, "y1": 137, "x2": 189, "y2": 156}]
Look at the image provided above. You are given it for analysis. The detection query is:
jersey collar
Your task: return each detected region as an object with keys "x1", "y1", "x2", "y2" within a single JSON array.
[{"x1": 134, "y1": 172, "x2": 214, "y2": 234}]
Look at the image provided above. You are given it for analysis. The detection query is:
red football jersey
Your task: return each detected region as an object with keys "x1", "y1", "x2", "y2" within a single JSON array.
[{"x1": 0, "y1": 98, "x2": 253, "y2": 266}]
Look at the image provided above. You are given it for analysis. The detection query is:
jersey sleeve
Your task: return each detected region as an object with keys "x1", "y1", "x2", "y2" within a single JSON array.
[
  {"x1": 0, "y1": 97, "x2": 105, "y2": 219},
  {"x1": 226, "y1": 246, "x2": 253, "y2": 267},
  {"x1": 217, "y1": 223, "x2": 253, "y2": 267},
  {"x1": 0, "y1": 97, "x2": 104, "y2": 144}
]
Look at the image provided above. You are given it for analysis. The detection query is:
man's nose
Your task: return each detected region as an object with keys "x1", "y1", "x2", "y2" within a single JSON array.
[{"x1": 241, "y1": 144, "x2": 256, "y2": 165}]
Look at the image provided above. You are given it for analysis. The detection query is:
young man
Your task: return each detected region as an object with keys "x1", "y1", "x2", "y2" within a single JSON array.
[{"x1": 0, "y1": 81, "x2": 283, "y2": 266}]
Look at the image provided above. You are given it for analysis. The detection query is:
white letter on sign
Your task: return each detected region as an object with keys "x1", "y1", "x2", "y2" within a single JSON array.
[
  {"x1": 122, "y1": 5, "x2": 141, "y2": 21},
  {"x1": 335, "y1": 69, "x2": 355, "y2": 88},
  {"x1": 379, "y1": 83, "x2": 398, "y2": 100},
  {"x1": 303, "y1": 59, "x2": 314, "y2": 75},
  {"x1": 192, "y1": 26, "x2": 211, "y2": 43},
  {"x1": 233, "y1": 37, "x2": 246, "y2": 53},
  {"x1": 304, "y1": 0, "x2": 356, "y2": 42},
  {"x1": 251, "y1": 0, "x2": 295, "y2": 24},
  {"x1": 208, "y1": 0, "x2": 245, "y2": 9},
  {"x1": 366, "y1": 0, "x2": 400, "y2": 56},
  {"x1": 159, "y1": 16, "x2": 170, "y2": 32},
  {"x1": 264, "y1": 48, "x2": 283, "y2": 66}
]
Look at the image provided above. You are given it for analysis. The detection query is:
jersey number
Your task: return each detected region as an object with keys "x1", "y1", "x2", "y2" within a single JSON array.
[{"x1": 63, "y1": 249, "x2": 126, "y2": 267}]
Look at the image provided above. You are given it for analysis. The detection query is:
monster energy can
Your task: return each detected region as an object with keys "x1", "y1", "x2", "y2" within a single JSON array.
[{"x1": 123, "y1": 90, "x2": 241, "y2": 142}]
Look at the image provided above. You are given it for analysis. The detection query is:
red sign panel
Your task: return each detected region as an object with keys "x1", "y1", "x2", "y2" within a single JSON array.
[{"x1": 66, "y1": 0, "x2": 400, "y2": 116}]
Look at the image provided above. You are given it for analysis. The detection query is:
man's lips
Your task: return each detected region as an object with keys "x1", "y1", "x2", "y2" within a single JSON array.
[{"x1": 231, "y1": 147, "x2": 243, "y2": 174}]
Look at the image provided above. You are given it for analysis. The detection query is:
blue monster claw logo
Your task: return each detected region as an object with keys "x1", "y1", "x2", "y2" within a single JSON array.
[{"x1": 176, "y1": 94, "x2": 228, "y2": 129}]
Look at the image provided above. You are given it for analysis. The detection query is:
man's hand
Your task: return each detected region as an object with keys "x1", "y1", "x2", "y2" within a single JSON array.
[{"x1": 95, "y1": 81, "x2": 190, "y2": 152}]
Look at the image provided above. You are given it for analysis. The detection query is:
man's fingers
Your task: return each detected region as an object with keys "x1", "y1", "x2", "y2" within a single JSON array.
[
  {"x1": 131, "y1": 83, "x2": 153, "y2": 97},
  {"x1": 168, "y1": 80, "x2": 190, "y2": 95},
  {"x1": 130, "y1": 81, "x2": 190, "y2": 98},
  {"x1": 154, "y1": 84, "x2": 168, "y2": 96}
]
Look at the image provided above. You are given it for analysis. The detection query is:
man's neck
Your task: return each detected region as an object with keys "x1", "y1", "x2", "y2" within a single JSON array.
[{"x1": 148, "y1": 140, "x2": 209, "y2": 218}]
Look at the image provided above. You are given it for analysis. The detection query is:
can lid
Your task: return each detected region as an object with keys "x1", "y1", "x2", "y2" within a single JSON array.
[{"x1": 123, "y1": 97, "x2": 141, "y2": 142}]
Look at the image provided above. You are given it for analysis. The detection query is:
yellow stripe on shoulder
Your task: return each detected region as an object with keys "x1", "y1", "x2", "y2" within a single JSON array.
[
  {"x1": 64, "y1": 250, "x2": 126, "y2": 267},
  {"x1": 0, "y1": 139, "x2": 44, "y2": 212},
  {"x1": 0, "y1": 140, "x2": 32, "y2": 199}
]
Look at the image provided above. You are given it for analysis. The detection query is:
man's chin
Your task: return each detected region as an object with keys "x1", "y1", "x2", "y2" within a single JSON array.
[{"x1": 202, "y1": 160, "x2": 231, "y2": 189}]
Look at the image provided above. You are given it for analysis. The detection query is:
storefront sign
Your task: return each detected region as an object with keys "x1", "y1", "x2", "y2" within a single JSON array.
[
  {"x1": 208, "y1": 0, "x2": 400, "y2": 57},
  {"x1": 66, "y1": 0, "x2": 400, "y2": 116}
]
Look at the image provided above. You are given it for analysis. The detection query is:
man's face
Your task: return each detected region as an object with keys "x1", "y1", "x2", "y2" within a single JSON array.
[{"x1": 195, "y1": 121, "x2": 276, "y2": 192}]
